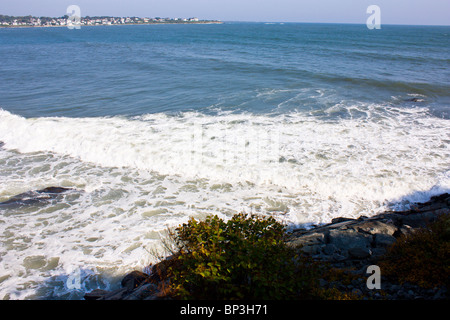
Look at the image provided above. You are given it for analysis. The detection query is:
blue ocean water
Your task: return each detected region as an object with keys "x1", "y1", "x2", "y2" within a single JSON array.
[
  {"x1": 1, "y1": 23, "x2": 449, "y2": 118},
  {"x1": 0, "y1": 23, "x2": 449, "y2": 299}
]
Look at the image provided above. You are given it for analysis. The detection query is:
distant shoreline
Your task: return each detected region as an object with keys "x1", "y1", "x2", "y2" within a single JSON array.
[{"x1": 0, "y1": 21, "x2": 224, "y2": 29}]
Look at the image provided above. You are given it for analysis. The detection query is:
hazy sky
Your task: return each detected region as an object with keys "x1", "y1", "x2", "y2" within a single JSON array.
[{"x1": 1, "y1": 0, "x2": 449, "y2": 25}]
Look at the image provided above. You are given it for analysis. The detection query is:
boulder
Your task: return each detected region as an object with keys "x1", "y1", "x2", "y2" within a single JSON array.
[
  {"x1": 348, "y1": 247, "x2": 372, "y2": 260},
  {"x1": 323, "y1": 243, "x2": 338, "y2": 255},
  {"x1": 374, "y1": 234, "x2": 397, "y2": 247},
  {"x1": 0, "y1": 186, "x2": 74, "y2": 208},
  {"x1": 328, "y1": 229, "x2": 372, "y2": 253},
  {"x1": 354, "y1": 220, "x2": 397, "y2": 236},
  {"x1": 398, "y1": 211, "x2": 442, "y2": 228},
  {"x1": 287, "y1": 232, "x2": 325, "y2": 248},
  {"x1": 99, "y1": 287, "x2": 129, "y2": 300},
  {"x1": 331, "y1": 217, "x2": 355, "y2": 224},
  {"x1": 123, "y1": 283, "x2": 158, "y2": 300},
  {"x1": 83, "y1": 289, "x2": 110, "y2": 300},
  {"x1": 121, "y1": 270, "x2": 149, "y2": 291},
  {"x1": 37, "y1": 187, "x2": 72, "y2": 194},
  {"x1": 300, "y1": 244, "x2": 323, "y2": 255}
]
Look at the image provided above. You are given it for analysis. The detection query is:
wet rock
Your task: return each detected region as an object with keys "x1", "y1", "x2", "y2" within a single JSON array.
[
  {"x1": 84, "y1": 289, "x2": 110, "y2": 300},
  {"x1": 331, "y1": 217, "x2": 355, "y2": 224},
  {"x1": 37, "y1": 187, "x2": 72, "y2": 194},
  {"x1": 408, "y1": 97, "x2": 424, "y2": 102},
  {"x1": 0, "y1": 186, "x2": 73, "y2": 208},
  {"x1": 101, "y1": 288, "x2": 129, "y2": 300}
]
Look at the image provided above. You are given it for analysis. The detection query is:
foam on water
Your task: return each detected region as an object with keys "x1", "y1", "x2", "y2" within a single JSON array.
[{"x1": 0, "y1": 105, "x2": 449, "y2": 299}]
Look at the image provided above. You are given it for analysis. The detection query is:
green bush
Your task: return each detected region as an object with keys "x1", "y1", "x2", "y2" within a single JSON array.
[{"x1": 167, "y1": 213, "x2": 321, "y2": 300}]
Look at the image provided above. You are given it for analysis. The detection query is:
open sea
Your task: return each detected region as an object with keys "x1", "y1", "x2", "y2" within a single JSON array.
[{"x1": 0, "y1": 22, "x2": 449, "y2": 299}]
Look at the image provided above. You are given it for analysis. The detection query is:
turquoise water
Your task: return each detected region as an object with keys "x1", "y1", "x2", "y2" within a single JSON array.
[{"x1": 0, "y1": 23, "x2": 449, "y2": 299}]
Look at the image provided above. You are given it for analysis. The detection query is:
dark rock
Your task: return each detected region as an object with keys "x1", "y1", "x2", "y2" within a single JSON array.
[
  {"x1": 374, "y1": 234, "x2": 397, "y2": 247},
  {"x1": 149, "y1": 254, "x2": 179, "y2": 283},
  {"x1": 323, "y1": 243, "x2": 338, "y2": 255},
  {"x1": 332, "y1": 253, "x2": 347, "y2": 262},
  {"x1": 422, "y1": 193, "x2": 449, "y2": 206},
  {"x1": 390, "y1": 284, "x2": 400, "y2": 292},
  {"x1": 433, "y1": 288, "x2": 447, "y2": 300},
  {"x1": 287, "y1": 232, "x2": 325, "y2": 249},
  {"x1": 99, "y1": 287, "x2": 129, "y2": 300},
  {"x1": 83, "y1": 289, "x2": 110, "y2": 300},
  {"x1": 355, "y1": 220, "x2": 397, "y2": 236},
  {"x1": 348, "y1": 247, "x2": 372, "y2": 260},
  {"x1": 370, "y1": 247, "x2": 387, "y2": 259},
  {"x1": 121, "y1": 270, "x2": 149, "y2": 291},
  {"x1": 328, "y1": 229, "x2": 372, "y2": 253},
  {"x1": 399, "y1": 211, "x2": 441, "y2": 228},
  {"x1": 37, "y1": 187, "x2": 72, "y2": 194},
  {"x1": 394, "y1": 225, "x2": 415, "y2": 238},
  {"x1": 123, "y1": 283, "x2": 158, "y2": 300},
  {"x1": 100, "y1": 193, "x2": 449, "y2": 300},
  {"x1": 301, "y1": 244, "x2": 323, "y2": 255},
  {"x1": 331, "y1": 217, "x2": 355, "y2": 224},
  {"x1": 0, "y1": 186, "x2": 74, "y2": 208},
  {"x1": 352, "y1": 288, "x2": 363, "y2": 296},
  {"x1": 319, "y1": 279, "x2": 328, "y2": 287}
]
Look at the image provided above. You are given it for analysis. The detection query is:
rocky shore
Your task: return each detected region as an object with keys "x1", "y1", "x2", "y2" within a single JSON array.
[{"x1": 84, "y1": 193, "x2": 450, "y2": 300}]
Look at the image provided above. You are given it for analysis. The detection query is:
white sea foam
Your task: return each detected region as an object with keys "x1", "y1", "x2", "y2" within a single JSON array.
[{"x1": 0, "y1": 106, "x2": 449, "y2": 299}]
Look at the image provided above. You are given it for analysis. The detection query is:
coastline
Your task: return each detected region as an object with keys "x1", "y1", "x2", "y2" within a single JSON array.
[
  {"x1": 85, "y1": 193, "x2": 450, "y2": 301},
  {"x1": 0, "y1": 21, "x2": 223, "y2": 29},
  {"x1": 0, "y1": 22, "x2": 448, "y2": 301}
]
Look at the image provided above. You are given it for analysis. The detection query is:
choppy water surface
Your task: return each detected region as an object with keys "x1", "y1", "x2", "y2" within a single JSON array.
[{"x1": 0, "y1": 23, "x2": 449, "y2": 299}]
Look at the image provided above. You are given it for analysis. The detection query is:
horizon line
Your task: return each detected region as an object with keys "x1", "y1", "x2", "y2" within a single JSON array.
[{"x1": 0, "y1": 13, "x2": 449, "y2": 27}]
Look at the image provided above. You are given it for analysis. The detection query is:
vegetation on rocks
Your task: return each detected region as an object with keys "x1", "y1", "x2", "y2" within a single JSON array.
[
  {"x1": 378, "y1": 213, "x2": 450, "y2": 289},
  {"x1": 84, "y1": 193, "x2": 450, "y2": 300},
  {"x1": 162, "y1": 214, "x2": 323, "y2": 300}
]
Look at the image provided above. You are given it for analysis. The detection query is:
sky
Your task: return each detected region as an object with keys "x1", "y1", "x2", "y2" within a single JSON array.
[{"x1": 0, "y1": 0, "x2": 449, "y2": 25}]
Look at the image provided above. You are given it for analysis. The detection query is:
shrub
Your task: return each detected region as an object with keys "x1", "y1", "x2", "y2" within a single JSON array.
[
  {"x1": 378, "y1": 213, "x2": 450, "y2": 288},
  {"x1": 166, "y1": 213, "x2": 321, "y2": 300}
]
